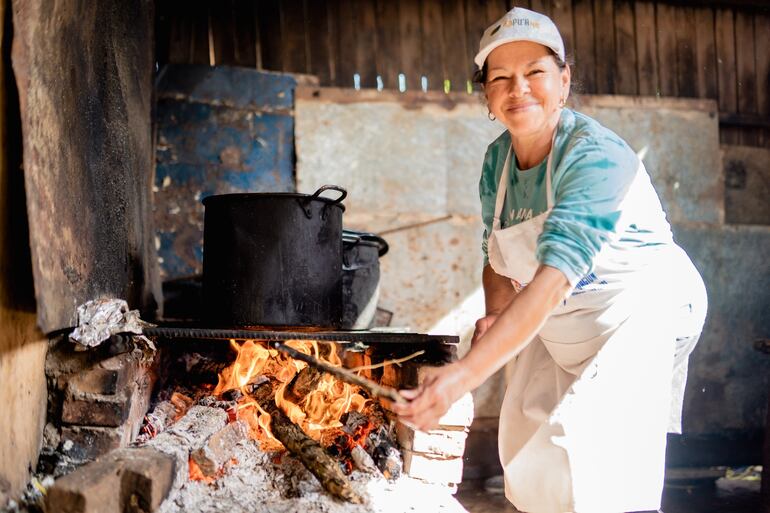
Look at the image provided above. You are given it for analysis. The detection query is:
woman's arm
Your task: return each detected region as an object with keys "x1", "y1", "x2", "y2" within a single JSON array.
[
  {"x1": 472, "y1": 264, "x2": 517, "y2": 344},
  {"x1": 483, "y1": 264, "x2": 516, "y2": 315},
  {"x1": 392, "y1": 265, "x2": 571, "y2": 430}
]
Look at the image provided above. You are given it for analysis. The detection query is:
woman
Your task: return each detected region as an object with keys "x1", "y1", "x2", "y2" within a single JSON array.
[{"x1": 392, "y1": 7, "x2": 707, "y2": 513}]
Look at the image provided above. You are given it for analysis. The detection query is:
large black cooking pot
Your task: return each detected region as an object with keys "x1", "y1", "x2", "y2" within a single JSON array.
[{"x1": 202, "y1": 185, "x2": 347, "y2": 328}]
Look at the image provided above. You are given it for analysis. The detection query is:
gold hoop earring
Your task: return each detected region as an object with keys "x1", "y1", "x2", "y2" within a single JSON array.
[
  {"x1": 558, "y1": 97, "x2": 566, "y2": 107},
  {"x1": 488, "y1": 111, "x2": 496, "y2": 121}
]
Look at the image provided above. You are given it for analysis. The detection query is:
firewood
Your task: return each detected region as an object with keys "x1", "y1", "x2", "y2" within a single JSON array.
[
  {"x1": 274, "y1": 342, "x2": 406, "y2": 405},
  {"x1": 269, "y1": 408, "x2": 363, "y2": 503},
  {"x1": 286, "y1": 366, "x2": 323, "y2": 403},
  {"x1": 249, "y1": 380, "x2": 363, "y2": 504}
]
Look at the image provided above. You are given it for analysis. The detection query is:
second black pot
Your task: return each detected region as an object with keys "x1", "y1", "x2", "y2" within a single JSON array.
[{"x1": 341, "y1": 230, "x2": 388, "y2": 329}]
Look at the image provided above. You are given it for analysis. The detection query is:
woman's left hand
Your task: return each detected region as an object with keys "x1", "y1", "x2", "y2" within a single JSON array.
[{"x1": 390, "y1": 361, "x2": 474, "y2": 431}]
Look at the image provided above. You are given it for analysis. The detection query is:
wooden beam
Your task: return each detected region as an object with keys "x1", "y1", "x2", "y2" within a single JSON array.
[{"x1": 11, "y1": 0, "x2": 160, "y2": 333}]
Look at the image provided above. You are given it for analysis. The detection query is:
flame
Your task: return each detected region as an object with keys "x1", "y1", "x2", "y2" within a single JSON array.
[
  {"x1": 213, "y1": 339, "x2": 369, "y2": 448},
  {"x1": 189, "y1": 457, "x2": 216, "y2": 483}
]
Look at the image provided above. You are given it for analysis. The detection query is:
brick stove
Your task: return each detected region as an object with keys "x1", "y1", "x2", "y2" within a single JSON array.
[{"x1": 37, "y1": 328, "x2": 473, "y2": 513}]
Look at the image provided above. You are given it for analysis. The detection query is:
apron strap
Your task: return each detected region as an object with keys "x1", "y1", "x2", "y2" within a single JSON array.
[{"x1": 492, "y1": 125, "x2": 559, "y2": 228}]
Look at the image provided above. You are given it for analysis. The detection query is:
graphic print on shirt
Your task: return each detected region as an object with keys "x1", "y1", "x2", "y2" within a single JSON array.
[{"x1": 506, "y1": 207, "x2": 534, "y2": 224}]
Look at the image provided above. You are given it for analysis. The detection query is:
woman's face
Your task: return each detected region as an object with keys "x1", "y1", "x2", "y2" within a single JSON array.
[{"x1": 484, "y1": 41, "x2": 570, "y2": 138}]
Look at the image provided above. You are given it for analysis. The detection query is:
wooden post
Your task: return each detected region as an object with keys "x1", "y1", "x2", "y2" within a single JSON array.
[{"x1": 11, "y1": 0, "x2": 160, "y2": 333}]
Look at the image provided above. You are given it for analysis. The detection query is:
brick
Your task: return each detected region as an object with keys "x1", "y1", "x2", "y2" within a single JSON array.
[
  {"x1": 62, "y1": 390, "x2": 132, "y2": 427},
  {"x1": 191, "y1": 420, "x2": 248, "y2": 476},
  {"x1": 395, "y1": 422, "x2": 468, "y2": 457},
  {"x1": 65, "y1": 352, "x2": 140, "y2": 395},
  {"x1": 401, "y1": 449, "x2": 464, "y2": 484},
  {"x1": 68, "y1": 367, "x2": 120, "y2": 395},
  {"x1": 61, "y1": 426, "x2": 127, "y2": 461},
  {"x1": 46, "y1": 447, "x2": 176, "y2": 513}
]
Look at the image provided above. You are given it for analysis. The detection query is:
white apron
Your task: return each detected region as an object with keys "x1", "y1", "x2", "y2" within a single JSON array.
[{"x1": 488, "y1": 133, "x2": 703, "y2": 513}]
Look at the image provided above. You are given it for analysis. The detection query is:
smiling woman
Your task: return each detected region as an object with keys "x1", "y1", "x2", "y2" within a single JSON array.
[{"x1": 391, "y1": 6, "x2": 708, "y2": 513}]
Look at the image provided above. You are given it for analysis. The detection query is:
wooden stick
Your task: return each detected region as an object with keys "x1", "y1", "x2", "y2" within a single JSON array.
[
  {"x1": 274, "y1": 342, "x2": 407, "y2": 405},
  {"x1": 250, "y1": 380, "x2": 363, "y2": 504}
]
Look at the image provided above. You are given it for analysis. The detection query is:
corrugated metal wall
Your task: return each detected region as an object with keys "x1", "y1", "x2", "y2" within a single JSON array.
[{"x1": 155, "y1": 0, "x2": 770, "y2": 147}]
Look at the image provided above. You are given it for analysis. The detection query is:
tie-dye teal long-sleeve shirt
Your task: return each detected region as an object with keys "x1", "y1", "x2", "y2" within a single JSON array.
[{"x1": 479, "y1": 108, "x2": 674, "y2": 286}]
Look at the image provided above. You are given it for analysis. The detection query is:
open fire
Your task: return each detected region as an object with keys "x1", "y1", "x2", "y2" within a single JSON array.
[
  {"x1": 134, "y1": 337, "x2": 405, "y2": 505},
  {"x1": 212, "y1": 339, "x2": 370, "y2": 450},
  {"x1": 34, "y1": 332, "x2": 470, "y2": 513}
]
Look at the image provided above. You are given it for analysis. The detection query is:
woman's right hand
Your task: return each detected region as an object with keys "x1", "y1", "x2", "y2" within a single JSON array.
[{"x1": 471, "y1": 314, "x2": 499, "y2": 346}]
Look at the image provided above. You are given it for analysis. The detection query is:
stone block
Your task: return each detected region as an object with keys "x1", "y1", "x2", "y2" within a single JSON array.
[
  {"x1": 401, "y1": 449, "x2": 464, "y2": 485},
  {"x1": 191, "y1": 420, "x2": 248, "y2": 476},
  {"x1": 46, "y1": 447, "x2": 176, "y2": 513},
  {"x1": 395, "y1": 422, "x2": 468, "y2": 458}
]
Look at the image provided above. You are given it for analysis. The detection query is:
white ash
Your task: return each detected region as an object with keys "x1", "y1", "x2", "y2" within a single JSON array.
[
  {"x1": 145, "y1": 406, "x2": 228, "y2": 488},
  {"x1": 159, "y1": 440, "x2": 468, "y2": 513}
]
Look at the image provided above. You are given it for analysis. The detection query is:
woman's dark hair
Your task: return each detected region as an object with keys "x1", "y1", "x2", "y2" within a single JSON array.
[{"x1": 472, "y1": 49, "x2": 569, "y2": 85}]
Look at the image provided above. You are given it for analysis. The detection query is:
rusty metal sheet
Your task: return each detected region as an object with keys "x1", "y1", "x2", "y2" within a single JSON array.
[
  {"x1": 575, "y1": 96, "x2": 722, "y2": 226},
  {"x1": 154, "y1": 65, "x2": 297, "y2": 280}
]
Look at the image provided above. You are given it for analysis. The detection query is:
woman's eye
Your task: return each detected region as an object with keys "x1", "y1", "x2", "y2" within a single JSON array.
[
  {"x1": 528, "y1": 69, "x2": 544, "y2": 76},
  {"x1": 489, "y1": 76, "x2": 507, "y2": 82}
]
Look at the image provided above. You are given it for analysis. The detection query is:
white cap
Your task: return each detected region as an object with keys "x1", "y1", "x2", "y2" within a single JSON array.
[{"x1": 474, "y1": 7, "x2": 565, "y2": 68}]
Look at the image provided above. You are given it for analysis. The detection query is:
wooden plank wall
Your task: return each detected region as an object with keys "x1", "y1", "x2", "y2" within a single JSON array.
[{"x1": 155, "y1": 0, "x2": 770, "y2": 146}]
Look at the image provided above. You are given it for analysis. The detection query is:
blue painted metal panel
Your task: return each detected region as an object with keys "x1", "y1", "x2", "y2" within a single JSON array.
[{"x1": 154, "y1": 65, "x2": 297, "y2": 279}]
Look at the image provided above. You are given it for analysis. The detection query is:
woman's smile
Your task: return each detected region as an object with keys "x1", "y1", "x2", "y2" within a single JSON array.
[{"x1": 504, "y1": 101, "x2": 540, "y2": 114}]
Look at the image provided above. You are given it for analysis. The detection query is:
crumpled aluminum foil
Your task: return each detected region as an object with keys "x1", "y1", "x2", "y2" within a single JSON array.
[{"x1": 69, "y1": 298, "x2": 154, "y2": 349}]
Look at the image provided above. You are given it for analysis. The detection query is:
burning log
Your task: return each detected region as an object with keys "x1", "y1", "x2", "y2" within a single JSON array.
[
  {"x1": 351, "y1": 445, "x2": 379, "y2": 474},
  {"x1": 274, "y1": 342, "x2": 406, "y2": 405},
  {"x1": 285, "y1": 366, "x2": 323, "y2": 404},
  {"x1": 249, "y1": 380, "x2": 363, "y2": 504},
  {"x1": 366, "y1": 426, "x2": 403, "y2": 480}
]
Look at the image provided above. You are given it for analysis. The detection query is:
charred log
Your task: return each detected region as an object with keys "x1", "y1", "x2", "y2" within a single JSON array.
[
  {"x1": 245, "y1": 380, "x2": 363, "y2": 503},
  {"x1": 269, "y1": 408, "x2": 363, "y2": 503}
]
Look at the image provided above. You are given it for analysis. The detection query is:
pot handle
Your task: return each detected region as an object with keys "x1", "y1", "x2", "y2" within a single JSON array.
[{"x1": 300, "y1": 185, "x2": 348, "y2": 219}]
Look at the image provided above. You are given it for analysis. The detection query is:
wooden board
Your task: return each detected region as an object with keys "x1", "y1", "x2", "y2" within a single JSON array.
[
  {"x1": 441, "y1": 0, "x2": 469, "y2": 93},
  {"x1": 257, "y1": 0, "x2": 283, "y2": 72},
  {"x1": 334, "y1": 0, "x2": 356, "y2": 88},
  {"x1": 209, "y1": 0, "x2": 236, "y2": 66},
  {"x1": 420, "y1": 0, "x2": 445, "y2": 91},
  {"x1": 734, "y1": 11, "x2": 757, "y2": 115},
  {"x1": 675, "y1": 6, "x2": 698, "y2": 97},
  {"x1": 375, "y1": 0, "x2": 401, "y2": 90},
  {"x1": 280, "y1": 0, "x2": 309, "y2": 73},
  {"x1": 756, "y1": 14, "x2": 770, "y2": 147},
  {"x1": 634, "y1": 1, "x2": 659, "y2": 96},
  {"x1": 355, "y1": 0, "x2": 378, "y2": 89},
  {"x1": 189, "y1": 2, "x2": 210, "y2": 65},
  {"x1": 551, "y1": 0, "x2": 574, "y2": 59},
  {"x1": 755, "y1": 14, "x2": 770, "y2": 117},
  {"x1": 572, "y1": 0, "x2": 596, "y2": 93},
  {"x1": 529, "y1": 0, "x2": 551, "y2": 16},
  {"x1": 593, "y1": 0, "x2": 615, "y2": 95},
  {"x1": 715, "y1": 8, "x2": 737, "y2": 113},
  {"x1": 656, "y1": 3, "x2": 679, "y2": 97},
  {"x1": 399, "y1": 0, "x2": 423, "y2": 91},
  {"x1": 694, "y1": 7, "x2": 718, "y2": 99},
  {"x1": 165, "y1": 1, "x2": 193, "y2": 64},
  {"x1": 735, "y1": 11, "x2": 758, "y2": 146},
  {"x1": 11, "y1": 0, "x2": 160, "y2": 332},
  {"x1": 305, "y1": 0, "x2": 332, "y2": 84},
  {"x1": 613, "y1": 0, "x2": 637, "y2": 96}
]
